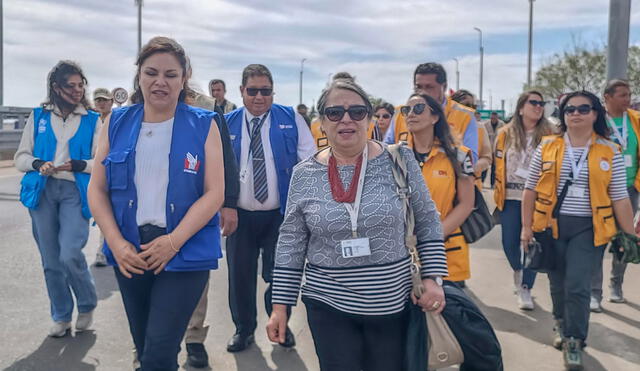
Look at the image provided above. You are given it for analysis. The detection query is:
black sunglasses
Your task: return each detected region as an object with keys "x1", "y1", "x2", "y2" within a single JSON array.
[
  {"x1": 528, "y1": 99, "x2": 547, "y2": 107},
  {"x1": 564, "y1": 104, "x2": 593, "y2": 115},
  {"x1": 400, "y1": 103, "x2": 428, "y2": 117},
  {"x1": 374, "y1": 113, "x2": 391, "y2": 119},
  {"x1": 245, "y1": 88, "x2": 273, "y2": 96},
  {"x1": 322, "y1": 105, "x2": 369, "y2": 122}
]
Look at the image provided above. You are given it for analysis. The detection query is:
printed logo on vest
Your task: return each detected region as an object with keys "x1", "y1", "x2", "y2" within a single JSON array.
[
  {"x1": 38, "y1": 119, "x2": 47, "y2": 134},
  {"x1": 279, "y1": 124, "x2": 294, "y2": 129},
  {"x1": 600, "y1": 159, "x2": 610, "y2": 171},
  {"x1": 229, "y1": 135, "x2": 236, "y2": 140},
  {"x1": 184, "y1": 152, "x2": 201, "y2": 174},
  {"x1": 433, "y1": 170, "x2": 448, "y2": 177}
]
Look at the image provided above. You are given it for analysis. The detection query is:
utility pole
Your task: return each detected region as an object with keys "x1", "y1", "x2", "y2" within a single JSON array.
[
  {"x1": 135, "y1": 0, "x2": 143, "y2": 54},
  {"x1": 606, "y1": 0, "x2": 631, "y2": 80},
  {"x1": 299, "y1": 58, "x2": 306, "y2": 105},
  {"x1": 527, "y1": 0, "x2": 535, "y2": 87},
  {"x1": 453, "y1": 58, "x2": 460, "y2": 91},
  {"x1": 474, "y1": 27, "x2": 484, "y2": 110},
  {"x1": 0, "y1": 0, "x2": 3, "y2": 106}
]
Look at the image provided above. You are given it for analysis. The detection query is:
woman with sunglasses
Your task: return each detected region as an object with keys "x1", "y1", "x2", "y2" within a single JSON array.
[
  {"x1": 493, "y1": 90, "x2": 554, "y2": 310},
  {"x1": 521, "y1": 90, "x2": 635, "y2": 370},
  {"x1": 373, "y1": 102, "x2": 394, "y2": 139},
  {"x1": 402, "y1": 93, "x2": 475, "y2": 287},
  {"x1": 267, "y1": 78, "x2": 447, "y2": 370}
]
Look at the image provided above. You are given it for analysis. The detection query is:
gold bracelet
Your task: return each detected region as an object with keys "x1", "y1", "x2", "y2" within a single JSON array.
[{"x1": 167, "y1": 234, "x2": 179, "y2": 253}]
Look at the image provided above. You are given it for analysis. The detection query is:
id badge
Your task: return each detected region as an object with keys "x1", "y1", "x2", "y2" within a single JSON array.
[
  {"x1": 568, "y1": 186, "x2": 585, "y2": 198},
  {"x1": 625, "y1": 154, "x2": 633, "y2": 168},
  {"x1": 515, "y1": 167, "x2": 529, "y2": 179},
  {"x1": 340, "y1": 238, "x2": 371, "y2": 258}
]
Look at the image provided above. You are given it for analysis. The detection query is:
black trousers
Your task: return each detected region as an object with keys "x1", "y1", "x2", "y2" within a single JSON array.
[
  {"x1": 226, "y1": 208, "x2": 289, "y2": 335},
  {"x1": 114, "y1": 225, "x2": 209, "y2": 371},
  {"x1": 304, "y1": 298, "x2": 408, "y2": 371}
]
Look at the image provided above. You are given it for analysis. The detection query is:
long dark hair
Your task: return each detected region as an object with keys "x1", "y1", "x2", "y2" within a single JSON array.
[
  {"x1": 558, "y1": 90, "x2": 610, "y2": 138},
  {"x1": 42, "y1": 60, "x2": 91, "y2": 111},
  {"x1": 409, "y1": 93, "x2": 461, "y2": 176},
  {"x1": 130, "y1": 36, "x2": 196, "y2": 104}
]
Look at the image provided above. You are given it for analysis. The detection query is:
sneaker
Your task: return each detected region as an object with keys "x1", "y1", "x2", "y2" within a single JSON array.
[
  {"x1": 94, "y1": 251, "x2": 107, "y2": 267},
  {"x1": 49, "y1": 321, "x2": 71, "y2": 337},
  {"x1": 589, "y1": 297, "x2": 603, "y2": 313},
  {"x1": 186, "y1": 343, "x2": 209, "y2": 368},
  {"x1": 608, "y1": 285, "x2": 626, "y2": 303},
  {"x1": 76, "y1": 310, "x2": 94, "y2": 332},
  {"x1": 518, "y1": 286, "x2": 534, "y2": 310},
  {"x1": 513, "y1": 270, "x2": 523, "y2": 294},
  {"x1": 563, "y1": 337, "x2": 584, "y2": 370},
  {"x1": 552, "y1": 320, "x2": 564, "y2": 350}
]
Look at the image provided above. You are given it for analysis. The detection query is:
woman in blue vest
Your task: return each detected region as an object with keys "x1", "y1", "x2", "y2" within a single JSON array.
[
  {"x1": 88, "y1": 36, "x2": 225, "y2": 370},
  {"x1": 14, "y1": 61, "x2": 99, "y2": 338}
]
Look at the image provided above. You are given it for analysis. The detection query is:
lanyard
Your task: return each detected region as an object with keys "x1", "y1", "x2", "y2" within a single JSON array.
[
  {"x1": 607, "y1": 112, "x2": 628, "y2": 150},
  {"x1": 339, "y1": 144, "x2": 369, "y2": 238},
  {"x1": 565, "y1": 133, "x2": 590, "y2": 182}
]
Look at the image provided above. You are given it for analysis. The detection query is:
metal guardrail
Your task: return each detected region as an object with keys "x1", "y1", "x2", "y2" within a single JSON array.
[{"x1": 0, "y1": 106, "x2": 31, "y2": 152}]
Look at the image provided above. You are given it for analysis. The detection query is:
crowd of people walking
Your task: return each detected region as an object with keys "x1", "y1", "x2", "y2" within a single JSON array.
[{"x1": 13, "y1": 35, "x2": 639, "y2": 371}]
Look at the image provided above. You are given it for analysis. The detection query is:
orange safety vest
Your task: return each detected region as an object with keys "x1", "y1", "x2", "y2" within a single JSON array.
[
  {"x1": 393, "y1": 98, "x2": 473, "y2": 146},
  {"x1": 493, "y1": 129, "x2": 508, "y2": 210},
  {"x1": 532, "y1": 134, "x2": 619, "y2": 246},
  {"x1": 412, "y1": 141, "x2": 472, "y2": 281},
  {"x1": 310, "y1": 120, "x2": 378, "y2": 150}
]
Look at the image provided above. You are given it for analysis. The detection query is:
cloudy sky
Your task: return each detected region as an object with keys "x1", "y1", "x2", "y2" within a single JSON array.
[{"x1": 3, "y1": 0, "x2": 640, "y2": 114}]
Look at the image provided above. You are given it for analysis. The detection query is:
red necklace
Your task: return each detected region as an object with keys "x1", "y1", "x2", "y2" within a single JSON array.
[{"x1": 328, "y1": 152, "x2": 364, "y2": 203}]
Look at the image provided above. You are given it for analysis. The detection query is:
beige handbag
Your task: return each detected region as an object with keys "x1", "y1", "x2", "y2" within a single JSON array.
[{"x1": 388, "y1": 143, "x2": 464, "y2": 370}]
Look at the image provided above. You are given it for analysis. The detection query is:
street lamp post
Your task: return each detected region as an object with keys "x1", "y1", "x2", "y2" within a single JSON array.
[
  {"x1": 299, "y1": 58, "x2": 306, "y2": 105},
  {"x1": 473, "y1": 27, "x2": 484, "y2": 110},
  {"x1": 607, "y1": 0, "x2": 631, "y2": 80},
  {"x1": 527, "y1": 0, "x2": 535, "y2": 87},
  {"x1": 135, "y1": 0, "x2": 143, "y2": 54},
  {"x1": 453, "y1": 58, "x2": 460, "y2": 91}
]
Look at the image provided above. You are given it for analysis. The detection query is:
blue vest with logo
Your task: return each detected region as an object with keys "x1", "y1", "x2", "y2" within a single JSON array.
[
  {"x1": 103, "y1": 102, "x2": 222, "y2": 271},
  {"x1": 19, "y1": 107, "x2": 98, "y2": 219},
  {"x1": 225, "y1": 103, "x2": 298, "y2": 214}
]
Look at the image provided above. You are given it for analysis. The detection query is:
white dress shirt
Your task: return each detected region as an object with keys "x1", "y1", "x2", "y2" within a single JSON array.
[
  {"x1": 14, "y1": 104, "x2": 98, "y2": 182},
  {"x1": 238, "y1": 108, "x2": 316, "y2": 211}
]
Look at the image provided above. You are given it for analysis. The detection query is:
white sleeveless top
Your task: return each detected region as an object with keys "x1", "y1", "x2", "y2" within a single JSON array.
[{"x1": 135, "y1": 118, "x2": 174, "y2": 227}]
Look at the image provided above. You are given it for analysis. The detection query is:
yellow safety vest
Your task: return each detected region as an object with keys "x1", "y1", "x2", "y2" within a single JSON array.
[
  {"x1": 532, "y1": 134, "x2": 619, "y2": 246},
  {"x1": 412, "y1": 141, "x2": 472, "y2": 281}
]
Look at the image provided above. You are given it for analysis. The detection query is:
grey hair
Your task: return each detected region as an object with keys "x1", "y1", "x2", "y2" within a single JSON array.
[{"x1": 317, "y1": 79, "x2": 373, "y2": 119}]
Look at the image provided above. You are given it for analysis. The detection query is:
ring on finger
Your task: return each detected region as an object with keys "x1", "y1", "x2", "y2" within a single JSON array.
[{"x1": 431, "y1": 301, "x2": 441, "y2": 310}]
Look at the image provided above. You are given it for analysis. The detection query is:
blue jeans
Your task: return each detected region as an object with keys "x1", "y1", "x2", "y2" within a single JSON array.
[
  {"x1": 501, "y1": 200, "x2": 536, "y2": 288},
  {"x1": 28, "y1": 178, "x2": 97, "y2": 322}
]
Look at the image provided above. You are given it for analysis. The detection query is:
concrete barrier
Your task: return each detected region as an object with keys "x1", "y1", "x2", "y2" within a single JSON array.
[{"x1": 0, "y1": 106, "x2": 31, "y2": 159}]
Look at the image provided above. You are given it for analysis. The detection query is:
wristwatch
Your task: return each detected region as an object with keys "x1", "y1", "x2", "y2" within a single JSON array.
[{"x1": 426, "y1": 275, "x2": 443, "y2": 287}]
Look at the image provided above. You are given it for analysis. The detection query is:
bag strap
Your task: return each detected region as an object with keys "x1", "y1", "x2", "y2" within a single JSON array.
[
  {"x1": 387, "y1": 143, "x2": 425, "y2": 298},
  {"x1": 551, "y1": 176, "x2": 572, "y2": 219}
]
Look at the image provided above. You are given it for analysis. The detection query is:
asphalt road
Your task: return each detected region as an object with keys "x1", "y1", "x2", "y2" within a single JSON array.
[{"x1": 0, "y1": 167, "x2": 638, "y2": 371}]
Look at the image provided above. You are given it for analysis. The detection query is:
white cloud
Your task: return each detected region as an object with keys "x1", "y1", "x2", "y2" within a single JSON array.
[{"x1": 2, "y1": 0, "x2": 638, "y2": 114}]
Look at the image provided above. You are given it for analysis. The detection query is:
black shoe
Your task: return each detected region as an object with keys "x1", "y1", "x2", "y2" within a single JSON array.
[
  {"x1": 281, "y1": 328, "x2": 296, "y2": 348},
  {"x1": 186, "y1": 343, "x2": 209, "y2": 368},
  {"x1": 226, "y1": 333, "x2": 254, "y2": 353}
]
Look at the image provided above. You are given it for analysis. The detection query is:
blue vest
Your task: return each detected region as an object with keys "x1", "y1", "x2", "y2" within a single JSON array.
[
  {"x1": 225, "y1": 103, "x2": 298, "y2": 214},
  {"x1": 20, "y1": 107, "x2": 98, "y2": 219},
  {"x1": 103, "y1": 103, "x2": 222, "y2": 271}
]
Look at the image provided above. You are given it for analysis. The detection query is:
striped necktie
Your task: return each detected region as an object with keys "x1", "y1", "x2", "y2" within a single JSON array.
[{"x1": 250, "y1": 116, "x2": 268, "y2": 203}]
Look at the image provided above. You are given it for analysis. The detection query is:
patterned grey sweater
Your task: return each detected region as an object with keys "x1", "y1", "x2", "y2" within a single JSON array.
[{"x1": 272, "y1": 145, "x2": 448, "y2": 315}]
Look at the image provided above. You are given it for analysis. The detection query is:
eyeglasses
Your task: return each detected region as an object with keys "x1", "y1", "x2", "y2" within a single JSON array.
[
  {"x1": 400, "y1": 103, "x2": 428, "y2": 117},
  {"x1": 322, "y1": 105, "x2": 369, "y2": 122},
  {"x1": 564, "y1": 104, "x2": 593, "y2": 115},
  {"x1": 528, "y1": 99, "x2": 547, "y2": 107},
  {"x1": 374, "y1": 113, "x2": 391, "y2": 119},
  {"x1": 245, "y1": 88, "x2": 273, "y2": 96}
]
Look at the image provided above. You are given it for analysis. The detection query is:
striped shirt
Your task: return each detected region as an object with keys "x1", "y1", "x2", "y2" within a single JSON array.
[
  {"x1": 272, "y1": 144, "x2": 447, "y2": 316},
  {"x1": 525, "y1": 143, "x2": 628, "y2": 216}
]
